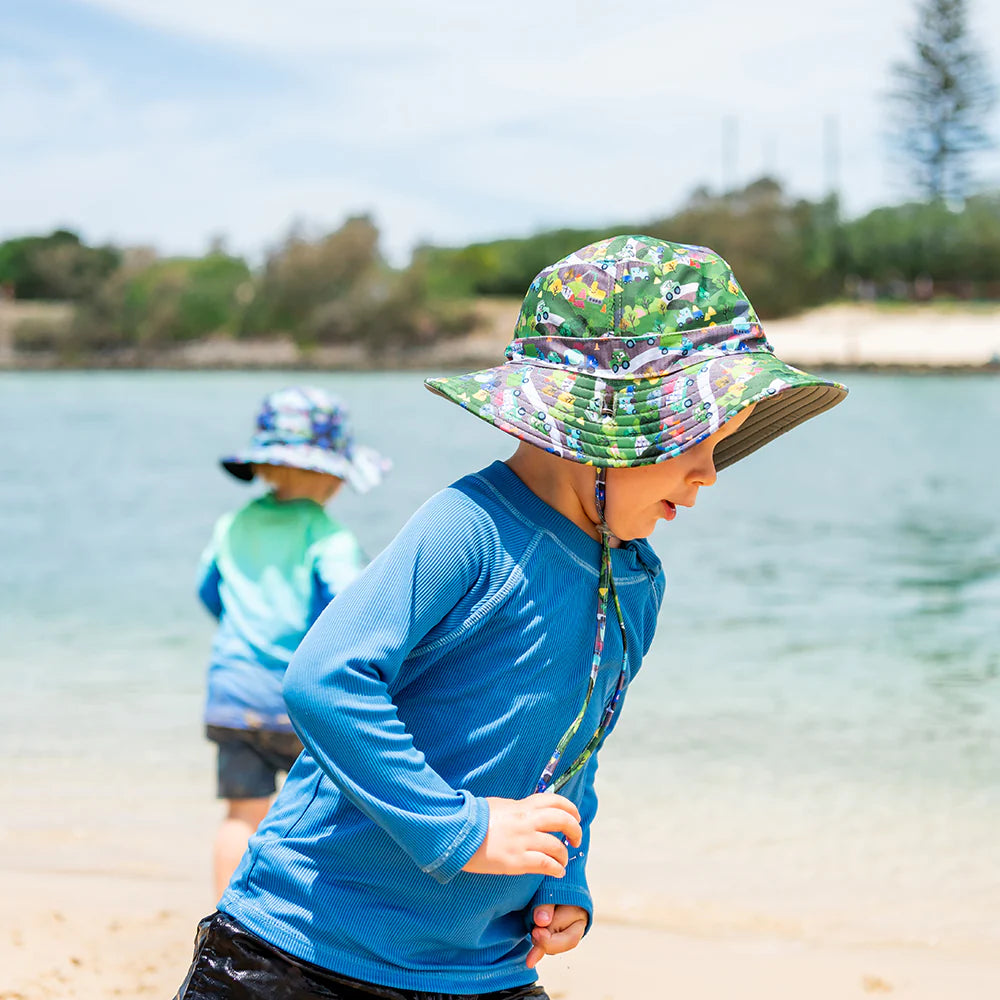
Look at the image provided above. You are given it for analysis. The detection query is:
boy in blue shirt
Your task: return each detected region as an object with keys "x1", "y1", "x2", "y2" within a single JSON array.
[
  {"x1": 199, "y1": 386, "x2": 388, "y2": 897},
  {"x1": 175, "y1": 236, "x2": 846, "y2": 999}
]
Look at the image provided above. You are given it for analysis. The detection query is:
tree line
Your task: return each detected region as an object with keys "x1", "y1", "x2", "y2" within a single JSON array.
[{"x1": 5, "y1": 181, "x2": 1000, "y2": 358}]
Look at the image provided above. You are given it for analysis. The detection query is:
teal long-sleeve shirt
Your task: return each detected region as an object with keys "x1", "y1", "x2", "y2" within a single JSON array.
[
  {"x1": 197, "y1": 493, "x2": 366, "y2": 732},
  {"x1": 219, "y1": 461, "x2": 664, "y2": 993}
]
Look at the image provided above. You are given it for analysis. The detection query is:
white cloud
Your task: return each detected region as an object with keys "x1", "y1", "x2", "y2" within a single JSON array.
[
  {"x1": 0, "y1": 69, "x2": 468, "y2": 264},
  {"x1": 72, "y1": 0, "x2": 633, "y2": 58},
  {"x1": 6, "y1": 0, "x2": 1000, "y2": 258},
  {"x1": 0, "y1": 55, "x2": 112, "y2": 144}
]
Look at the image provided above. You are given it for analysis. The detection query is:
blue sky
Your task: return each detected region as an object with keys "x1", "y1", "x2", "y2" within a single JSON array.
[{"x1": 3, "y1": 0, "x2": 1000, "y2": 263}]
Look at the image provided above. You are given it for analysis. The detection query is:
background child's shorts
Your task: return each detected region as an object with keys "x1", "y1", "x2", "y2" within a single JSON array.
[
  {"x1": 175, "y1": 911, "x2": 551, "y2": 1000},
  {"x1": 206, "y1": 725, "x2": 304, "y2": 800}
]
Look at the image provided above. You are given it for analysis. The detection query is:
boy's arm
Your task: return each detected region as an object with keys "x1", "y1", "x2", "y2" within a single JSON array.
[{"x1": 283, "y1": 492, "x2": 493, "y2": 884}]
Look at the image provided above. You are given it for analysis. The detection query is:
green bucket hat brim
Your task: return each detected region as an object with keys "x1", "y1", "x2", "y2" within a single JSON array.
[{"x1": 425, "y1": 349, "x2": 846, "y2": 471}]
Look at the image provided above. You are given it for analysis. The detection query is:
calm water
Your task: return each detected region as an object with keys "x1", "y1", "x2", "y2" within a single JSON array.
[{"x1": 1, "y1": 371, "x2": 998, "y2": 952}]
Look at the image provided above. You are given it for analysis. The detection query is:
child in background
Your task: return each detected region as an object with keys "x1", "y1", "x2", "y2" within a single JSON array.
[
  {"x1": 176, "y1": 236, "x2": 847, "y2": 999},
  {"x1": 198, "y1": 386, "x2": 388, "y2": 898}
]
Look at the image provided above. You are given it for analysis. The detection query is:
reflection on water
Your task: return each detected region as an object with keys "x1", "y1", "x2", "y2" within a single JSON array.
[{"x1": 1, "y1": 370, "x2": 998, "y2": 951}]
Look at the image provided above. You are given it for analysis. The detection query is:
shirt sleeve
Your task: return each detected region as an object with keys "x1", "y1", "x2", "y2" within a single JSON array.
[
  {"x1": 310, "y1": 529, "x2": 367, "y2": 610},
  {"x1": 197, "y1": 560, "x2": 223, "y2": 619},
  {"x1": 282, "y1": 489, "x2": 496, "y2": 884},
  {"x1": 526, "y1": 756, "x2": 599, "y2": 933},
  {"x1": 195, "y1": 515, "x2": 230, "y2": 619}
]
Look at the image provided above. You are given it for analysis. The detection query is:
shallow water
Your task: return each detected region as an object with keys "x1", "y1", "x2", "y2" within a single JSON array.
[{"x1": 1, "y1": 370, "x2": 998, "y2": 952}]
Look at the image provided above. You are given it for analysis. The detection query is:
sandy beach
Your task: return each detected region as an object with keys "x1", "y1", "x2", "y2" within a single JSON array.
[
  {"x1": 3, "y1": 789, "x2": 999, "y2": 1000},
  {"x1": 4, "y1": 863, "x2": 1000, "y2": 1000}
]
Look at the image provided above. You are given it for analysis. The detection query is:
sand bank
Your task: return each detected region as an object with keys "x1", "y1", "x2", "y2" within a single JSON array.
[
  {"x1": 2, "y1": 300, "x2": 999, "y2": 372},
  {"x1": 765, "y1": 303, "x2": 1000, "y2": 370}
]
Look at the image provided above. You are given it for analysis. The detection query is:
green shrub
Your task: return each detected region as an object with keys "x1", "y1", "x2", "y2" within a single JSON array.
[
  {"x1": 841, "y1": 194, "x2": 1000, "y2": 294},
  {"x1": 71, "y1": 252, "x2": 251, "y2": 349},
  {"x1": 0, "y1": 230, "x2": 119, "y2": 301}
]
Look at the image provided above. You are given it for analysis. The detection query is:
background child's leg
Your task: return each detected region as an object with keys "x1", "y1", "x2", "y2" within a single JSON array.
[
  {"x1": 214, "y1": 797, "x2": 270, "y2": 900},
  {"x1": 207, "y1": 727, "x2": 293, "y2": 899}
]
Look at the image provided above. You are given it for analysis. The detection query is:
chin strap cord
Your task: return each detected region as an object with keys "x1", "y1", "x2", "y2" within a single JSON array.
[{"x1": 535, "y1": 467, "x2": 630, "y2": 794}]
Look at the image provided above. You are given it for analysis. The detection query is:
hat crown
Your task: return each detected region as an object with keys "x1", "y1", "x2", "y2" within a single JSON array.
[
  {"x1": 253, "y1": 387, "x2": 351, "y2": 454},
  {"x1": 509, "y1": 235, "x2": 766, "y2": 377}
]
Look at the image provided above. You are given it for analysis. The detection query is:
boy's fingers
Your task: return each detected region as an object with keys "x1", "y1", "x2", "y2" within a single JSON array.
[
  {"x1": 532, "y1": 793, "x2": 582, "y2": 823},
  {"x1": 532, "y1": 924, "x2": 583, "y2": 955},
  {"x1": 527, "y1": 929, "x2": 582, "y2": 968},
  {"x1": 525, "y1": 852, "x2": 565, "y2": 878},
  {"x1": 532, "y1": 904, "x2": 554, "y2": 927},
  {"x1": 536, "y1": 808, "x2": 583, "y2": 848},
  {"x1": 530, "y1": 832, "x2": 569, "y2": 867}
]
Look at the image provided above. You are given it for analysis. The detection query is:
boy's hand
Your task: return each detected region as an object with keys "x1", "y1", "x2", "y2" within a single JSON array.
[
  {"x1": 461, "y1": 794, "x2": 582, "y2": 877},
  {"x1": 526, "y1": 904, "x2": 588, "y2": 968}
]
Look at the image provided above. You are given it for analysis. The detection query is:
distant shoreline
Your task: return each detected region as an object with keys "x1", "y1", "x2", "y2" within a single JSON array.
[{"x1": 2, "y1": 301, "x2": 999, "y2": 373}]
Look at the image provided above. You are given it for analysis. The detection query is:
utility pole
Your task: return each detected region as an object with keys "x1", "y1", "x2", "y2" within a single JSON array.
[
  {"x1": 762, "y1": 132, "x2": 777, "y2": 180},
  {"x1": 722, "y1": 115, "x2": 739, "y2": 195},
  {"x1": 823, "y1": 113, "x2": 841, "y2": 200}
]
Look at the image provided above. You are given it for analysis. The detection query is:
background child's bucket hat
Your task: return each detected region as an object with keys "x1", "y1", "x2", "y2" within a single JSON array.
[
  {"x1": 221, "y1": 386, "x2": 389, "y2": 494},
  {"x1": 426, "y1": 235, "x2": 847, "y2": 796},
  {"x1": 426, "y1": 234, "x2": 847, "y2": 471}
]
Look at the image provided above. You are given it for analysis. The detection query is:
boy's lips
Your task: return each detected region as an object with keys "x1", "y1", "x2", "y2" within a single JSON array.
[{"x1": 661, "y1": 500, "x2": 677, "y2": 521}]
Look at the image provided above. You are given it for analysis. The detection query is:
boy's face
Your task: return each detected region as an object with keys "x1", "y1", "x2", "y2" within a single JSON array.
[{"x1": 604, "y1": 405, "x2": 755, "y2": 541}]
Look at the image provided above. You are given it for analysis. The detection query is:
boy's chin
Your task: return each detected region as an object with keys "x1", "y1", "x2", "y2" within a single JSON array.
[{"x1": 610, "y1": 521, "x2": 656, "y2": 542}]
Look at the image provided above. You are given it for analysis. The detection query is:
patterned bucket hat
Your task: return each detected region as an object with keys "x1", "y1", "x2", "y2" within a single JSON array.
[
  {"x1": 425, "y1": 234, "x2": 846, "y2": 471},
  {"x1": 426, "y1": 235, "x2": 847, "y2": 796},
  {"x1": 221, "y1": 386, "x2": 389, "y2": 494}
]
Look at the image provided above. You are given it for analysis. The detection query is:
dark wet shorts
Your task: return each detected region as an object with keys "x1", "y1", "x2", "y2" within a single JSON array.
[
  {"x1": 206, "y1": 725, "x2": 304, "y2": 800},
  {"x1": 175, "y1": 911, "x2": 551, "y2": 1000}
]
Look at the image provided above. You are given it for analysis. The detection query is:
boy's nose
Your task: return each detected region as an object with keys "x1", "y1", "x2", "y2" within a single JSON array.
[{"x1": 689, "y1": 455, "x2": 718, "y2": 488}]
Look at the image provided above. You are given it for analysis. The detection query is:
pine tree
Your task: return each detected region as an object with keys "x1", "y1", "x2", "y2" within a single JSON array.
[{"x1": 889, "y1": 0, "x2": 995, "y2": 200}]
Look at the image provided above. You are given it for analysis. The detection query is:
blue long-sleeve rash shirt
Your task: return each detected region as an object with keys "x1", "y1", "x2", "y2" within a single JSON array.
[{"x1": 220, "y1": 461, "x2": 665, "y2": 994}]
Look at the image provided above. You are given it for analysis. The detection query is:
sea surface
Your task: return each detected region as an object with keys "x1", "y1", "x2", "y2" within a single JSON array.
[{"x1": 1, "y1": 371, "x2": 998, "y2": 954}]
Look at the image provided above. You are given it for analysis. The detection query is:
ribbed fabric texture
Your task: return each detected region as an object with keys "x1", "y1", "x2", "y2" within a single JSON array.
[
  {"x1": 219, "y1": 461, "x2": 664, "y2": 993},
  {"x1": 198, "y1": 493, "x2": 366, "y2": 731}
]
